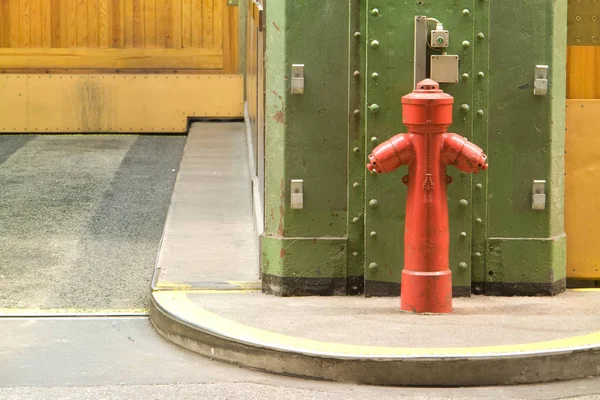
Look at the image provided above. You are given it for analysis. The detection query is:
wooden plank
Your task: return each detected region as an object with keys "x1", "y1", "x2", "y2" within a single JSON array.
[
  {"x1": 59, "y1": 0, "x2": 67, "y2": 47},
  {"x1": 124, "y1": 0, "x2": 133, "y2": 47},
  {"x1": 50, "y1": 0, "x2": 60, "y2": 47},
  {"x1": 30, "y1": 0, "x2": 42, "y2": 47},
  {"x1": 1, "y1": 0, "x2": 11, "y2": 47},
  {"x1": 201, "y1": 0, "x2": 213, "y2": 48},
  {"x1": 191, "y1": 0, "x2": 201, "y2": 47},
  {"x1": 67, "y1": 0, "x2": 76, "y2": 47},
  {"x1": 155, "y1": 0, "x2": 167, "y2": 47},
  {"x1": 0, "y1": 74, "x2": 243, "y2": 132},
  {"x1": 567, "y1": 46, "x2": 600, "y2": 99},
  {"x1": 20, "y1": 0, "x2": 31, "y2": 47},
  {"x1": 221, "y1": 1, "x2": 230, "y2": 72},
  {"x1": 88, "y1": 0, "x2": 99, "y2": 47},
  {"x1": 111, "y1": 0, "x2": 123, "y2": 48},
  {"x1": 0, "y1": 48, "x2": 224, "y2": 69},
  {"x1": 566, "y1": 100, "x2": 600, "y2": 278},
  {"x1": 41, "y1": 0, "x2": 51, "y2": 47},
  {"x1": 132, "y1": 0, "x2": 143, "y2": 47},
  {"x1": 182, "y1": 0, "x2": 191, "y2": 48},
  {"x1": 9, "y1": 0, "x2": 19, "y2": 47},
  {"x1": 98, "y1": 0, "x2": 109, "y2": 47},
  {"x1": 213, "y1": 0, "x2": 222, "y2": 50},
  {"x1": 144, "y1": 0, "x2": 156, "y2": 48},
  {"x1": 76, "y1": 0, "x2": 87, "y2": 46},
  {"x1": 229, "y1": 5, "x2": 238, "y2": 73},
  {"x1": 171, "y1": 0, "x2": 182, "y2": 49}
]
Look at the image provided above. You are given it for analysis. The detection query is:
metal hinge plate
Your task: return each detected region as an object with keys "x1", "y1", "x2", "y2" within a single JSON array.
[
  {"x1": 532, "y1": 180, "x2": 546, "y2": 210},
  {"x1": 534, "y1": 65, "x2": 549, "y2": 96},
  {"x1": 291, "y1": 179, "x2": 304, "y2": 209}
]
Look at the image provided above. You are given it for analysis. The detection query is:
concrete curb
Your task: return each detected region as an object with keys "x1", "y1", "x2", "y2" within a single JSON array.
[{"x1": 149, "y1": 291, "x2": 600, "y2": 386}]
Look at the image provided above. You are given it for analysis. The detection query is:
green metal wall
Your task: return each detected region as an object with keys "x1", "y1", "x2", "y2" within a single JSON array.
[{"x1": 261, "y1": 0, "x2": 567, "y2": 297}]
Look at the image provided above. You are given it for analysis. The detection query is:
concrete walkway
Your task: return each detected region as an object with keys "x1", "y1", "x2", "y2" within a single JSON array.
[
  {"x1": 149, "y1": 123, "x2": 600, "y2": 386},
  {"x1": 153, "y1": 123, "x2": 259, "y2": 290}
]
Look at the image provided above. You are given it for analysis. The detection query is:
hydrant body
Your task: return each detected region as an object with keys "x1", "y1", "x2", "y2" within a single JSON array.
[{"x1": 367, "y1": 79, "x2": 488, "y2": 313}]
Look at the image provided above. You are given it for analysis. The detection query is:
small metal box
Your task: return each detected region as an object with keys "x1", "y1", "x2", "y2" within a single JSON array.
[
  {"x1": 431, "y1": 29, "x2": 449, "y2": 48},
  {"x1": 430, "y1": 55, "x2": 459, "y2": 83}
]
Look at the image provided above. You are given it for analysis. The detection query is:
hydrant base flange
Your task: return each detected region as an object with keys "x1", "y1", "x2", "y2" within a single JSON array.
[{"x1": 400, "y1": 269, "x2": 452, "y2": 314}]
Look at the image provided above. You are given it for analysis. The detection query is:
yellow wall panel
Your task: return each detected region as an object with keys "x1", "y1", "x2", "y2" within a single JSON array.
[
  {"x1": 0, "y1": 74, "x2": 243, "y2": 132},
  {"x1": 566, "y1": 99, "x2": 600, "y2": 279},
  {"x1": 567, "y1": 46, "x2": 600, "y2": 99}
]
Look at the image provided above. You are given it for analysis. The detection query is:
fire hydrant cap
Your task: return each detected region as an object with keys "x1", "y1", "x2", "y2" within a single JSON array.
[{"x1": 402, "y1": 79, "x2": 454, "y2": 105}]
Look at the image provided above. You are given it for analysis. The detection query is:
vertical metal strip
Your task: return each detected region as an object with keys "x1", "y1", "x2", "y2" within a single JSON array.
[
  {"x1": 346, "y1": 0, "x2": 365, "y2": 294},
  {"x1": 471, "y1": 0, "x2": 490, "y2": 293},
  {"x1": 413, "y1": 16, "x2": 428, "y2": 88}
]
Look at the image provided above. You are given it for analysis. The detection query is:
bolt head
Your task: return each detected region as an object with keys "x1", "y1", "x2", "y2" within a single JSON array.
[
  {"x1": 462, "y1": 9, "x2": 470, "y2": 16},
  {"x1": 371, "y1": 72, "x2": 379, "y2": 79},
  {"x1": 462, "y1": 73, "x2": 469, "y2": 80},
  {"x1": 371, "y1": 8, "x2": 379, "y2": 16},
  {"x1": 460, "y1": 232, "x2": 467, "y2": 238},
  {"x1": 370, "y1": 40, "x2": 380, "y2": 48},
  {"x1": 353, "y1": 182, "x2": 360, "y2": 188},
  {"x1": 462, "y1": 40, "x2": 470, "y2": 48},
  {"x1": 477, "y1": 71, "x2": 485, "y2": 78},
  {"x1": 352, "y1": 217, "x2": 359, "y2": 223},
  {"x1": 354, "y1": 31, "x2": 361, "y2": 38},
  {"x1": 474, "y1": 252, "x2": 482, "y2": 258},
  {"x1": 370, "y1": 231, "x2": 377, "y2": 237},
  {"x1": 458, "y1": 262, "x2": 468, "y2": 272},
  {"x1": 476, "y1": 183, "x2": 483, "y2": 189},
  {"x1": 369, "y1": 104, "x2": 380, "y2": 113},
  {"x1": 369, "y1": 199, "x2": 379, "y2": 208},
  {"x1": 476, "y1": 217, "x2": 483, "y2": 224},
  {"x1": 352, "y1": 252, "x2": 359, "y2": 257},
  {"x1": 353, "y1": 109, "x2": 360, "y2": 116},
  {"x1": 368, "y1": 262, "x2": 379, "y2": 271},
  {"x1": 370, "y1": 136, "x2": 378, "y2": 143},
  {"x1": 460, "y1": 104, "x2": 470, "y2": 113},
  {"x1": 477, "y1": 109, "x2": 484, "y2": 116},
  {"x1": 459, "y1": 199, "x2": 469, "y2": 208},
  {"x1": 353, "y1": 146, "x2": 360, "y2": 153},
  {"x1": 353, "y1": 70, "x2": 361, "y2": 77},
  {"x1": 478, "y1": 32, "x2": 485, "y2": 39}
]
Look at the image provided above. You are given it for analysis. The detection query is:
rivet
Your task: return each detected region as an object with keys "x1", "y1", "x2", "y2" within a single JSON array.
[
  {"x1": 371, "y1": 8, "x2": 379, "y2": 16},
  {"x1": 369, "y1": 199, "x2": 379, "y2": 208},
  {"x1": 462, "y1": 9, "x2": 470, "y2": 16},
  {"x1": 354, "y1": 31, "x2": 361, "y2": 38},
  {"x1": 353, "y1": 109, "x2": 360, "y2": 116},
  {"x1": 477, "y1": 71, "x2": 485, "y2": 78},
  {"x1": 369, "y1": 104, "x2": 380, "y2": 113},
  {"x1": 460, "y1": 104, "x2": 470, "y2": 113},
  {"x1": 476, "y1": 217, "x2": 483, "y2": 224},
  {"x1": 462, "y1": 73, "x2": 469, "y2": 80},
  {"x1": 576, "y1": 15, "x2": 582, "y2": 21},
  {"x1": 372, "y1": 72, "x2": 379, "y2": 79},
  {"x1": 353, "y1": 70, "x2": 361, "y2": 77},
  {"x1": 352, "y1": 216, "x2": 360, "y2": 223},
  {"x1": 370, "y1": 170, "x2": 377, "y2": 175},
  {"x1": 370, "y1": 40, "x2": 380, "y2": 48},
  {"x1": 462, "y1": 40, "x2": 470, "y2": 48},
  {"x1": 476, "y1": 183, "x2": 483, "y2": 189},
  {"x1": 353, "y1": 146, "x2": 360, "y2": 153},
  {"x1": 370, "y1": 137, "x2": 378, "y2": 143},
  {"x1": 460, "y1": 232, "x2": 468, "y2": 238},
  {"x1": 368, "y1": 262, "x2": 379, "y2": 271},
  {"x1": 459, "y1": 199, "x2": 469, "y2": 208},
  {"x1": 478, "y1": 32, "x2": 485, "y2": 39},
  {"x1": 474, "y1": 252, "x2": 482, "y2": 258},
  {"x1": 477, "y1": 109, "x2": 484, "y2": 116},
  {"x1": 458, "y1": 262, "x2": 468, "y2": 272},
  {"x1": 370, "y1": 231, "x2": 377, "y2": 237},
  {"x1": 353, "y1": 182, "x2": 360, "y2": 188},
  {"x1": 352, "y1": 252, "x2": 359, "y2": 257}
]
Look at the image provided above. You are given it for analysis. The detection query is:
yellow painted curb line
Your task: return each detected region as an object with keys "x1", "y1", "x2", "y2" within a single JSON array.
[{"x1": 153, "y1": 291, "x2": 600, "y2": 358}]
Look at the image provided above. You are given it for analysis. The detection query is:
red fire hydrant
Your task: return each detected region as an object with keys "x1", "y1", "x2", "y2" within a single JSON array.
[{"x1": 366, "y1": 79, "x2": 488, "y2": 314}]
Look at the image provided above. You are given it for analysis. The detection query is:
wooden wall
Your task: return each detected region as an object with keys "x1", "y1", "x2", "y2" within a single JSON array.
[{"x1": 0, "y1": 0, "x2": 238, "y2": 72}]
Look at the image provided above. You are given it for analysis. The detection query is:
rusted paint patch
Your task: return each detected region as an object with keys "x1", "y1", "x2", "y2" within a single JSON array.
[
  {"x1": 280, "y1": 248, "x2": 286, "y2": 258},
  {"x1": 273, "y1": 110, "x2": 285, "y2": 124},
  {"x1": 278, "y1": 178, "x2": 286, "y2": 236}
]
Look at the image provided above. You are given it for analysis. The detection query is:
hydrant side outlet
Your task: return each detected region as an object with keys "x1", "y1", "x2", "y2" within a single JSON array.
[{"x1": 366, "y1": 79, "x2": 488, "y2": 314}]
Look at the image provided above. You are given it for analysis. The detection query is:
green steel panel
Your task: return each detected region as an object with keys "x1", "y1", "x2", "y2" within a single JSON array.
[{"x1": 363, "y1": 1, "x2": 476, "y2": 295}]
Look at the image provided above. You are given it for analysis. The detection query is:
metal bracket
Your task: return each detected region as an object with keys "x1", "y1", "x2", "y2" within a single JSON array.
[
  {"x1": 291, "y1": 180, "x2": 304, "y2": 209},
  {"x1": 291, "y1": 64, "x2": 305, "y2": 95},
  {"x1": 414, "y1": 16, "x2": 428, "y2": 89},
  {"x1": 532, "y1": 180, "x2": 546, "y2": 210},
  {"x1": 534, "y1": 65, "x2": 549, "y2": 96}
]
